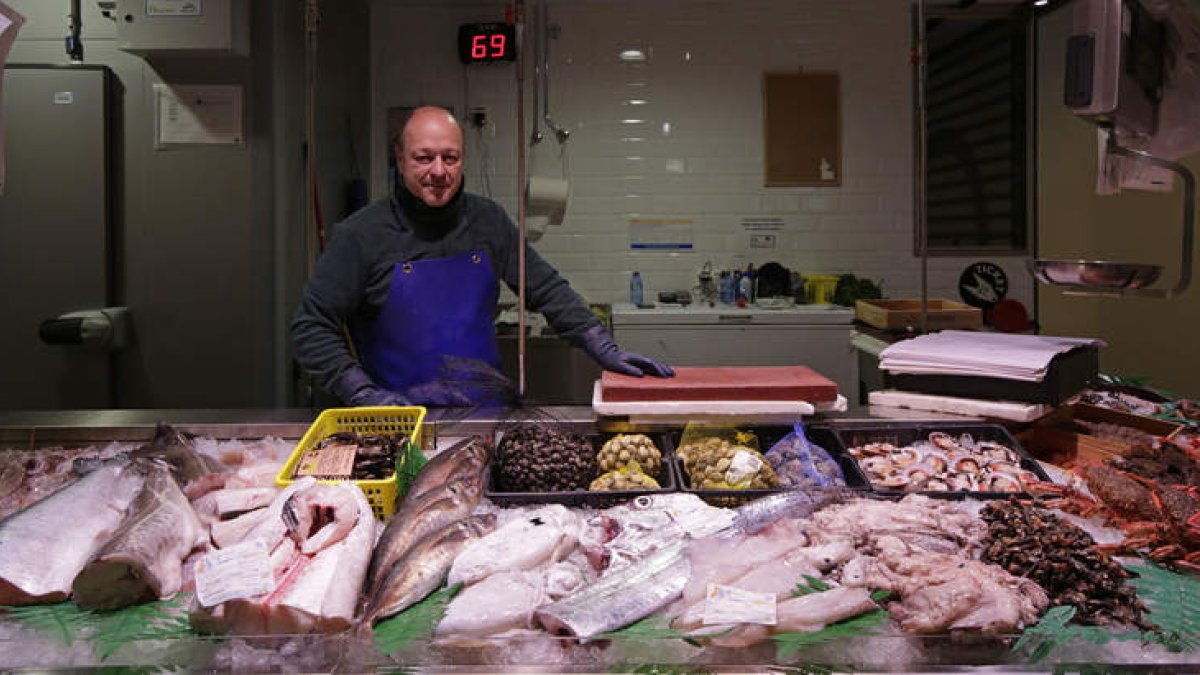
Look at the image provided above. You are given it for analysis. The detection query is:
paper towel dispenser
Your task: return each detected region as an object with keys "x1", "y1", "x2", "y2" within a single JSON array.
[{"x1": 39, "y1": 307, "x2": 129, "y2": 351}]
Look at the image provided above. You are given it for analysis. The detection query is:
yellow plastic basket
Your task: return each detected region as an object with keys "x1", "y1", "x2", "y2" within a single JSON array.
[
  {"x1": 804, "y1": 274, "x2": 842, "y2": 305},
  {"x1": 275, "y1": 406, "x2": 427, "y2": 520}
]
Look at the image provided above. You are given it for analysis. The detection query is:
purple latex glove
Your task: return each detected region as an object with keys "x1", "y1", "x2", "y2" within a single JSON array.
[
  {"x1": 335, "y1": 368, "x2": 410, "y2": 407},
  {"x1": 404, "y1": 380, "x2": 474, "y2": 407},
  {"x1": 581, "y1": 324, "x2": 675, "y2": 378},
  {"x1": 347, "y1": 385, "x2": 409, "y2": 407}
]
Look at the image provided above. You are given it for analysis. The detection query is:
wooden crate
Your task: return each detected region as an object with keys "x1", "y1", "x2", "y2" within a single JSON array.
[{"x1": 855, "y1": 298, "x2": 982, "y2": 330}]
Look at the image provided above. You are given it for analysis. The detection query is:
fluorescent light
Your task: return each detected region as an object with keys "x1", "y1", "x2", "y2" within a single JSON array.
[
  {"x1": 1034, "y1": 0, "x2": 1048, "y2": 5},
  {"x1": 621, "y1": 119, "x2": 645, "y2": 125},
  {"x1": 619, "y1": 49, "x2": 646, "y2": 62},
  {"x1": 625, "y1": 99, "x2": 648, "y2": 106}
]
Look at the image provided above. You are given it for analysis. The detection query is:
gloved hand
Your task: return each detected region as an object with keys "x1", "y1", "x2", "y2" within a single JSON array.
[
  {"x1": 404, "y1": 380, "x2": 474, "y2": 407},
  {"x1": 335, "y1": 368, "x2": 409, "y2": 407},
  {"x1": 348, "y1": 385, "x2": 409, "y2": 407},
  {"x1": 580, "y1": 324, "x2": 675, "y2": 378}
]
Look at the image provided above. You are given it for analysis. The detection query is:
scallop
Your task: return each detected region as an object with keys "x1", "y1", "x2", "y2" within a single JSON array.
[{"x1": 890, "y1": 447, "x2": 921, "y2": 468}]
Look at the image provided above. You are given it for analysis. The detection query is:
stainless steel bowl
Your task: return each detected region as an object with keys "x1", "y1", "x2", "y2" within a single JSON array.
[{"x1": 1030, "y1": 259, "x2": 1163, "y2": 290}]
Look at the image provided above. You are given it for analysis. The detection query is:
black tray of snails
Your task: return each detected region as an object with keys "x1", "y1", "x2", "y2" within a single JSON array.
[
  {"x1": 485, "y1": 425, "x2": 676, "y2": 508},
  {"x1": 834, "y1": 423, "x2": 1051, "y2": 499}
]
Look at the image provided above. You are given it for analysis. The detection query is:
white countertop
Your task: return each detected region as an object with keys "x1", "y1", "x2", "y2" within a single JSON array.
[{"x1": 610, "y1": 302, "x2": 854, "y2": 325}]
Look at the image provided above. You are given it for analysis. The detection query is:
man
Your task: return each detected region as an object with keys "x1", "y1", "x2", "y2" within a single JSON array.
[{"x1": 292, "y1": 106, "x2": 673, "y2": 407}]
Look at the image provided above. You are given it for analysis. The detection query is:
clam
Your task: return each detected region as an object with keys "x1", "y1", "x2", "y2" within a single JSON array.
[
  {"x1": 878, "y1": 474, "x2": 909, "y2": 489},
  {"x1": 946, "y1": 472, "x2": 976, "y2": 491},
  {"x1": 861, "y1": 456, "x2": 897, "y2": 477},
  {"x1": 924, "y1": 479, "x2": 951, "y2": 491},
  {"x1": 978, "y1": 441, "x2": 1018, "y2": 463},
  {"x1": 890, "y1": 447, "x2": 921, "y2": 468},
  {"x1": 919, "y1": 451, "x2": 949, "y2": 474},
  {"x1": 929, "y1": 432, "x2": 959, "y2": 452},
  {"x1": 982, "y1": 473, "x2": 1022, "y2": 493},
  {"x1": 953, "y1": 457, "x2": 982, "y2": 475}
]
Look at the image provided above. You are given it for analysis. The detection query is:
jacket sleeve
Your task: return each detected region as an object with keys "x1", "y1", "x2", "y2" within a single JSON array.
[
  {"x1": 492, "y1": 210, "x2": 600, "y2": 344},
  {"x1": 290, "y1": 224, "x2": 376, "y2": 401}
]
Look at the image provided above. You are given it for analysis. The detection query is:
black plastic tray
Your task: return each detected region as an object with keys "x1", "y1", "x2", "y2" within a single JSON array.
[
  {"x1": 485, "y1": 432, "x2": 677, "y2": 508},
  {"x1": 668, "y1": 426, "x2": 869, "y2": 507},
  {"x1": 831, "y1": 422, "x2": 1051, "y2": 500},
  {"x1": 884, "y1": 345, "x2": 1098, "y2": 405}
]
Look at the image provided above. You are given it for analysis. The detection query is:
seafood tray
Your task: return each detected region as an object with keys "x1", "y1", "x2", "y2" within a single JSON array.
[
  {"x1": 275, "y1": 406, "x2": 427, "y2": 519},
  {"x1": 832, "y1": 423, "x2": 1051, "y2": 500},
  {"x1": 669, "y1": 426, "x2": 870, "y2": 507},
  {"x1": 484, "y1": 432, "x2": 678, "y2": 508}
]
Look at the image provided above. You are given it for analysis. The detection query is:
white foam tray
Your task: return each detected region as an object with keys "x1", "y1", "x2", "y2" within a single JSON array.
[
  {"x1": 868, "y1": 389, "x2": 1052, "y2": 423},
  {"x1": 592, "y1": 381, "x2": 847, "y2": 421}
]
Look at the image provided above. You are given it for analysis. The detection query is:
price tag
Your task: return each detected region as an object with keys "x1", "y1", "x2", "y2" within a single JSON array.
[
  {"x1": 194, "y1": 539, "x2": 274, "y2": 607},
  {"x1": 701, "y1": 583, "x2": 777, "y2": 625}
]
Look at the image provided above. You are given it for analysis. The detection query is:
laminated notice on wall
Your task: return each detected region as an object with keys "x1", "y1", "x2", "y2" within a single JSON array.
[{"x1": 154, "y1": 83, "x2": 243, "y2": 147}]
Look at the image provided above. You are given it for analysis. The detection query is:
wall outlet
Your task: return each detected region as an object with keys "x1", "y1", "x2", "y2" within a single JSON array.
[{"x1": 750, "y1": 234, "x2": 776, "y2": 248}]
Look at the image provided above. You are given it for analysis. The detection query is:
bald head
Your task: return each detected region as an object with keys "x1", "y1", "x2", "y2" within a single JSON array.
[{"x1": 397, "y1": 106, "x2": 465, "y2": 207}]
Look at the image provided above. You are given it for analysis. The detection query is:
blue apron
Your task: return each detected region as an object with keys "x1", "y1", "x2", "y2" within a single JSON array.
[{"x1": 356, "y1": 250, "x2": 501, "y2": 403}]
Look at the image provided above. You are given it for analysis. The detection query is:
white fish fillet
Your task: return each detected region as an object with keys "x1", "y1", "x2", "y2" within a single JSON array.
[
  {"x1": 72, "y1": 461, "x2": 207, "y2": 610},
  {"x1": 210, "y1": 508, "x2": 269, "y2": 549},
  {"x1": 190, "y1": 480, "x2": 377, "y2": 634},
  {"x1": 0, "y1": 464, "x2": 145, "y2": 605},
  {"x1": 191, "y1": 487, "x2": 279, "y2": 523},
  {"x1": 448, "y1": 504, "x2": 579, "y2": 587}
]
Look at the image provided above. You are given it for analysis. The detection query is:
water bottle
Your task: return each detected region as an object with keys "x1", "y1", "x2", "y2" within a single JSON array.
[
  {"x1": 719, "y1": 271, "x2": 735, "y2": 304},
  {"x1": 738, "y1": 271, "x2": 752, "y2": 303},
  {"x1": 630, "y1": 271, "x2": 644, "y2": 306}
]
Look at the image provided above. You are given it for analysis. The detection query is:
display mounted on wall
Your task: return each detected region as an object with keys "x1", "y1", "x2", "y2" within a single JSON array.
[{"x1": 457, "y1": 23, "x2": 517, "y2": 64}]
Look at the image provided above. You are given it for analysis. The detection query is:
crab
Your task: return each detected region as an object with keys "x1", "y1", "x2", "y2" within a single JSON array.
[{"x1": 1032, "y1": 467, "x2": 1200, "y2": 574}]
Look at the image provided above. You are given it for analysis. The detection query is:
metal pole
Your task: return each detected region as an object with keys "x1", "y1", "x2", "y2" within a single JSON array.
[
  {"x1": 515, "y1": 0, "x2": 528, "y2": 399},
  {"x1": 915, "y1": 0, "x2": 929, "y2": 332}
]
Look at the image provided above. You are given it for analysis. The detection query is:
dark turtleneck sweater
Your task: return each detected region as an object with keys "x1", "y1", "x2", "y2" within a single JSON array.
[{"x1": 291, "y1": 182, "x2": 599, "y2": 399}]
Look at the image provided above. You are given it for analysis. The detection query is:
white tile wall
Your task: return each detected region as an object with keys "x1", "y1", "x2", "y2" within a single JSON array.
[{"x1": 371, "y1": 0, "x2": 1034, "y2": 310}]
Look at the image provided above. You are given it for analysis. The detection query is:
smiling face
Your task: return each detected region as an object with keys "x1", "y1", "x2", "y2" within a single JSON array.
[{"x1": 397, "y1": 107, "x2": 464, "y2": 208}]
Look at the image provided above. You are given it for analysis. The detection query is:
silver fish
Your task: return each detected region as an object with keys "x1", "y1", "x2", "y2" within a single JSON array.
[
  {"x1": 72, "y1": 460, "x2": 207, "y2": 610},
  {"x1": 359, "y1": 514, "x2": 497, "y2": 628},
  {"x1": 362, "y1": 473, "x2": 483, "y2": 600},
  {"x1": 401, "y1": 436, "x2": 489, "y2": 506},
  {"x1": 732, "y1": 488, "x2": 851, "y2": 534},
  {"x1": 534, "y1": 538, "x2": 692, "y2": 639},
  {"x1": 0, "y1": 463, "x2": 145, "y2": 605}
]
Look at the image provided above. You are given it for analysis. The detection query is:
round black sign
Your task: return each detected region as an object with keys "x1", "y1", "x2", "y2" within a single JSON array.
[{"x1": 958, "y1": 262, "x2": 1008, "y2": 308}]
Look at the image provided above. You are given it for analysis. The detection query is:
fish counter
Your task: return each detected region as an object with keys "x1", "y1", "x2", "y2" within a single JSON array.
[{"x1": 0, "y1": 406, "x2": 1197, "y2": 672}]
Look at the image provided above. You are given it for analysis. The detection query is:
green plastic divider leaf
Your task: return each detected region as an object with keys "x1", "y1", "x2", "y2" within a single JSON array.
[
  {"x1": 1126, "y1": 561, "x2": 1200, "y2": 651},
  {"x1": 372, "y1": 582, "x2": 461, "y2": 656},
  {"x1": 0, "y1": 601, "x2": 89, "y2": 646},
  {"x1": 772, "y1": 609, "x2": 891, "y2": 661}
]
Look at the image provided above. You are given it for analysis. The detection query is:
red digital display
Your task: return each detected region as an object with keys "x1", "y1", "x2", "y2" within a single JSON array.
[{"x1": 458, "y1": 23, "x2": 517, "y2": 64}]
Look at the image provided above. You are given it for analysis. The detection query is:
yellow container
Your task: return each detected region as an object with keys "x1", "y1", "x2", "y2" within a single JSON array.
[
  {"x1": 804, "y1": 274, "x2": 841, "y2": 304},
  {"x1": 275, "y1": 406, "x2": 427, "y2": 520}
]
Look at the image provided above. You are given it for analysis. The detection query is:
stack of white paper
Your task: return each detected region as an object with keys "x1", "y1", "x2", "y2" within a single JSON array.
[{"x1": 879, "y1": 330, "x2": 1105, "y2": 382}]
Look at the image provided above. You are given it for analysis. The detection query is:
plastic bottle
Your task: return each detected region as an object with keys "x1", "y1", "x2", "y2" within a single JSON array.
[
  {"x1": 737, "y1": 271, "x2": 752, "y2": 307},
  {"x1": 719, "y1": 271, "x2": 734, "y2": 304},
  {"x1": 630, "y1": 271, "x2": 644, "y2": 306}
]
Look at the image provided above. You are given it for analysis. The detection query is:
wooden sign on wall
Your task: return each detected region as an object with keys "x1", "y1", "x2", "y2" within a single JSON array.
[{"x1": 763, "y1": 72, "x2": 841, "y2": 187}]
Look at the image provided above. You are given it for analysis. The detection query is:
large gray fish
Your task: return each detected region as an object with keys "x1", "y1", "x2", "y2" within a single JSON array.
[
  {"x1": 358, "y1": 514, "x2": 497, "y2": 629},
  {"x1": 73, "y1": 422, "x2": 226, "y2": 496},
  {"x1": 72, "y1": 460, "x2": 207, "y2": 610},
  {"x1": 362, "y1": 473, "x2": 483, "y2": 600},
  {"x1": 534, "y1": 538, "x2": 691, "y2": 639},
  {"x1": 400, "y1": 436, "x2": 489, "y2": 506},
  {"x1": 732, "y1": 487, "x2": 851, "y2": 534},
  {"x1": 0, "y1": 463, "x2": 145, "y2": 605}
]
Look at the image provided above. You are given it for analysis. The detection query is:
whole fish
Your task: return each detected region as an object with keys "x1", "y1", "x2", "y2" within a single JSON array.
[
  {"x1": 732, "y1": 487, "x2": 851, "y2": 534},
  {"x1": 358, "y1": 514, "x2": 497, "y2": 628},
  {"x1": 72, "y1": 422, "x2": 226, "y2": 496},
  {"x1": 447, "y1": 504, "x2": 579, "y2": 587},
  {"x1": 0, "y1": 463, "x2": 145, "y2": 605},
  {"x1": 401, "y1": 436, "x2": 489, "y2": 506},
  {"x1": 534, "y1": 538, "x2": 691, "y2": 639},
  {"x1": 363, "y1": 472, "x2": 483, "y2": 599},
  {"x1": 72, "y1": 460, "x2": 207, "y2": 610}
]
